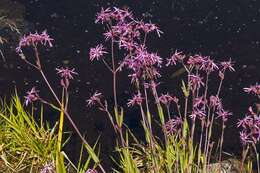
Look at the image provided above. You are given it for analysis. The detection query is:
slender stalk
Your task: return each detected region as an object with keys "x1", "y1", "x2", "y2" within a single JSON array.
[
  {"x1": 216, "y1": 71, "x2": 225, "y2": 97},
  {"x1": 203, "y1": 73, "x2": 209, "y2": 101},
  {"x1": 252, "y1": 143, "x2": 260, "y2": 173},
  {"x1": 240, "y1": 145, "x2": 249, "y2": 173},
  {"x1": 184, "y1": 73, "x2": 190, "y2": 120},
  {"x1": 39, "y1": 70, "x2": 106, "y2": 172},
  {"x1": 218, "y1": 121, "x2": 225, "y2": 162},
  {"x1": 166, "y1": 105, "x2": 171, "y2": 120},
  {"x1": 197, "y1": 121, "x2": 204, "y2": 173},
  {"x1": 111, "y1": 38, "x2": 118, "y2": 108}
]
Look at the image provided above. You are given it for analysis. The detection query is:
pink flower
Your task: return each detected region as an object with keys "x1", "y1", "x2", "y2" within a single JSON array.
[
  {"x1": 112, "y1": 7, "x2": 133, "y2": 21},
  {"x1": 216, "y1": 110, "x2": 232, "y2": 122},
  {"x1": 56, "y1": 67, "x2": 78, "y2": 80},
  {"x1": 86, "y1": 91, "x2": 103, "y2": 107},
  {"x1": 189, "y1": 108, "x2": 206, "y2": 120},
  {"x1": 89, "y1": 44, "x2": 107, "y2": 61},
  {"x1": 187, "y1": 55, "x2": 205, "y2": 68},
  {"x1": 95, "y1": 7, "x2": 112, "y2": 24},
  {"x1": 209, "y1": 95, "x2": 222, "y2": 110},
  {"x1": 189, "y1": 74, "x2": 204, "y2": 91},
  {"x1": 193, "y1": 96, "x2": 207, "y2": 108},
  {"x1": 127, "y1": 93, "x2": 143, "y2": 107},
  {"x1": 166, "y1": 50, "x2": 185, "y2": 66},
  {"x1": 95, "y1": 7, "x2": 133, "y2": 24},
  {"x1": 220, "y1": 59, "x2": 235, "y2": 72},
  {"x1": 24, "y1": 87, "x2": 39, "y2": 106},
  {"x1": 124, "y1": 46, "x2": 162, "y2": 80},
  {"x1": 158, "y1": 93, "x2": 176, "y2": 105},
  {"x1": 56, "y1": 67, "x2": 78, "y2": 88},
  {"x1": 237, "y1": 113, "x2": 260, "y2": 145},
  {"x1": 200, "y1": 57, "x2": 218, "y2": 72},
  {"x1": 243, "y1": 84, "x2": 260, "y2": 96},
  {"x1": 239, "y1": 131, "x2": 251, "y2": 146},
  {"x1": 163, "y1": 117, "x2": 183, "y2": 136},
  {"x1": 138, "y1": 21, "x2": 163, "y2": 37},
  {"x1": 16, "y1": 30, "x2": 53, "y2": 53}
]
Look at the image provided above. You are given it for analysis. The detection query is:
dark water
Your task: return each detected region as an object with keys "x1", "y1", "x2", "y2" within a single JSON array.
[{"x1": 1, "y1": 0, "x2": 260, "y2": 169}]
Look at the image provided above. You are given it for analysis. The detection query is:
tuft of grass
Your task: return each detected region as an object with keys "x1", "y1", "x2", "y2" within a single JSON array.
[{"x1": 0, "y1": 94, "x2": 57, "y2": 172}]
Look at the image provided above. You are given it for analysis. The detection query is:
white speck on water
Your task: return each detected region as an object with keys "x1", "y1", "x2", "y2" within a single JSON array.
[{"x1": 50, "y1": 13, "x2": 59, "y2": 18}]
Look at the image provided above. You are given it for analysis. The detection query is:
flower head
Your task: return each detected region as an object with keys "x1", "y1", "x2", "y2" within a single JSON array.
[
  {"x1": 16, "y1": 30, "x2": 53, "y2": 53},
  {"x1": 138, "y1": 21, "x2": 163, "y2": 37},
  {"x1": 56, "y1": 67, "x2": 78, "y2": 88},
  {"x1": 163, "y1": 117, "x2": 183, "y2": 136},
  {"x1": 56, "y1": 67, "x2": 78, "y2": 80},
  {"x1": 95, "y1": 7, "x2": 112, "y2": 24},
  {"x1": 189, "y1": 74, "x2": 204, "y2": 91},
  {"x1": 216, "y1": 110, "x2": 232, "y2": 122},
  {"x1": 220, "y1": 59, "x2": 235, "y2": 72},
  {"x1": 243, "y1": 84, "x2": 260, "y2": 96},
  {"x1": 200, "y1": 57, "x2": 218, "y2": 73},
  {"x1": 89, "y1": 44, "x2": 107, "y2": 61},
  {"x1": 158, "y1": 93, "x2": 178, "y2": 106},
  {"x1": 189, "y1": 108, "x2": 206, "y2": 121},
  {"x1": 239, "y1": 131, "x2": 251, "y2": 146},
  {"x1": 209, "y1": 95, "x2": 222, "y2": 110},
  {"x1": 187, "y1": 55, "x2": 205, "y2": 68},
  {"x1": 24, "y1": 87, "x2": 39, "y2": 106},
  {"x1": 86, "y1": 91, "x2": 103, "y2": 107},
  {"x1": 127, "y1": 93, "x2": 143, "y2": 107},
  {"x1": 166, "y1": 50, "x2": 185, "y2": 66}
]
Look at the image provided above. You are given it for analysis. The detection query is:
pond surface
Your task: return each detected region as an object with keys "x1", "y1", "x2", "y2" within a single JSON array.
[{"x1": 0, "y1": 0, "x2": 260, "y2": 169}]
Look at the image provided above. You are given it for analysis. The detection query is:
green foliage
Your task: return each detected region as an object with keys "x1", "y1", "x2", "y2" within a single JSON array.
[{"x1": 0, "y1": 95, "x2": 57, "y2": 172}]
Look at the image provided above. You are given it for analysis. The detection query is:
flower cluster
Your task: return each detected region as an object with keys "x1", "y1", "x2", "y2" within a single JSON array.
[
  {"x1": 237, "y1": 107, "x2": 260, "y2": 145},
  {"x1": 158, "y1": 93, "x2": 178, "y2": 106},
  {"x1": 16, "y1": 30, "x2": 53, "y2": 53},
  {"x1": 95, "y1": 7, "x2": 133, "y2": 24},
  {"x1": 90, "y1": 7, "x2": 162, "y2": 65},
  {"x1": 124, "y1": 46, "x2": 162, "y2": 81},
  {"x1": 163, "y1": 117, "x2": 183, "y2": 136},
  {"x1": 187, "y1": 54, "x2": 205, "y2": 68},
  {"x1": 238, "y1": 84, "x2": 260, "y2": 145}
]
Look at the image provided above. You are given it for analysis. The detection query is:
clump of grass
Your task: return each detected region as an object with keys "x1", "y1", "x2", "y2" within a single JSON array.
[{"x1": 0, "y1": 94, "x2": 57, "y2": 172}]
